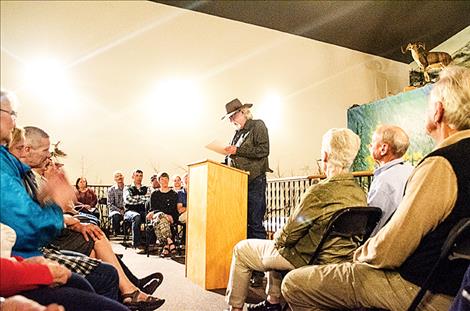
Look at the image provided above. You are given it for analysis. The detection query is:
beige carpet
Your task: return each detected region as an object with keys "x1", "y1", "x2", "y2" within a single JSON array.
[{"x1": 111, "y1": 241, "x2": 267, "y2": 310}]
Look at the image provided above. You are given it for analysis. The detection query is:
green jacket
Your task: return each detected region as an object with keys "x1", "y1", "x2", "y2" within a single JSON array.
[{"x1": 274, "y1": 173, "x2": 367, "y2": 268}]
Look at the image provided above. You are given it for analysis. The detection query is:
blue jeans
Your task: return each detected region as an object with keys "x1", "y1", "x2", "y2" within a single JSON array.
[
  {"x1": 124, "y1": 210, "x2": 144, "y2": 247},
  {"x1": 450, "y1": 265, "x2": 470, "y2": 311},
  {"x1": 21, "y1": 273, "x2": 128, "y2": 311},
  {"x1": 59, "y1": 250, "x2": 120, "y2": 301},
  {"x1": 85, "y1": 262, "x2": 120, "y2": 301},
  {"x1": 247, "y1": 174, "x2": 267, "y2": 239}
]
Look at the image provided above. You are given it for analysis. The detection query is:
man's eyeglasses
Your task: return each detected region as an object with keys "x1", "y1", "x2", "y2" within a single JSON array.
[
  {"x1": 0, "y1": 108, "x2": 17, "y2": 118},
  {"x1": 229, "y1": 110, "x2": 240, "y2": 120}
]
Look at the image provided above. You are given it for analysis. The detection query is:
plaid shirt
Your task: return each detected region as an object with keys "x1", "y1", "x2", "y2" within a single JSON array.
[
  {"x1": 124, "y1": 184, "x2": 149, "y2": 206},
  {"x1": 42, "y1": 247, "x2": 100, "y2": 276},
  {"x1": 107, "y1": 184, "x2": 127, "y2": 214}
]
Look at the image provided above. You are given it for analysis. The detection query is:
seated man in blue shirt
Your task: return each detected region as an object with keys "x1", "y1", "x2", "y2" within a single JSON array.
[
  {"x1": 367, "y1": 124, "x2": 414, "y2": 235},
  {"x1": 176, "y1": 173, "x2": 188, "y2": 224}
]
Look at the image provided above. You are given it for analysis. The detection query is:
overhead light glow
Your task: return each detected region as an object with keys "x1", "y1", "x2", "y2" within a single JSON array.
[
  {"x1": 24, "y1": 59, "x2": 66, "y2": 91},
  {"x1": 22, "y1": 58, "x2": 77, "y2": 116}
]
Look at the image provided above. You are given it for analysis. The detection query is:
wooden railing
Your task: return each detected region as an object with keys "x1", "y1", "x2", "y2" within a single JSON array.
[{"x1": 89, "y1": 171, "x2": 373, "y2": 239}]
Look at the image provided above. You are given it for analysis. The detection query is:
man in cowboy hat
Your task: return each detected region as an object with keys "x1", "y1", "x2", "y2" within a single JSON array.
[
  {"x1": 223, "y1": 98, "x2": 273, "y2": 287},
  {"x1": 222, "y1": 98, "x2": 272, "y2": 240}
]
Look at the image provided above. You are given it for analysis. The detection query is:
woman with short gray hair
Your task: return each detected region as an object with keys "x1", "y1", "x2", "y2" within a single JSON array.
[{"x1": 225, "y1": 128, "x2": 366, "y2": 311}]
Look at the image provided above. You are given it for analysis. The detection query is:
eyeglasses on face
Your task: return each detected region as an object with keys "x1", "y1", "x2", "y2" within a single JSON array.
[
  {"x1": 229, "y1": 110, "x2": 241, "y2": 120},
  {"x1": 0, "y1": 108, "x2": 18, "y2": 118}
]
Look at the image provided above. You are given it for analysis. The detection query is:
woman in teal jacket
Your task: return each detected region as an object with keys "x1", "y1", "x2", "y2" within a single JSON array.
[{"x1": 0, "y1": 145, "x2": 64, "y2": 258}]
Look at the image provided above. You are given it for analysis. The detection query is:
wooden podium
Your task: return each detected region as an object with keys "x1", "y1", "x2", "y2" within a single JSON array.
[{"x1": 186, "y1": 159, "x2": 248, "y2": 290}]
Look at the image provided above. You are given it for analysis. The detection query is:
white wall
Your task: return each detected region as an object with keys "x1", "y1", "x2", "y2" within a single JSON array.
[{"x1": 1, "y1": 1, "x2": 408, "y2": 184}]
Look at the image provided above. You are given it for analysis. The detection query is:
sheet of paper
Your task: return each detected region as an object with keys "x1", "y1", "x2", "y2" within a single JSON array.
[{"x1": 205, "y1": 139, "x2": 227, "y2": 155}]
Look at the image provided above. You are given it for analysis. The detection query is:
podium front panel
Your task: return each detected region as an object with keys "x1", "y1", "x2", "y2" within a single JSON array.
[{"x1": 186, "y1": 160, "x2": 247, "y2": 290}]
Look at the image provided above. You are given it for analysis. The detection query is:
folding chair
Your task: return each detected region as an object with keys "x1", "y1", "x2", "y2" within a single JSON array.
[
  {"x1": 281, "y1": 206, "x2": 382, "y2": 310},
  {"x1": 97, "y1": 197, "x2": 111, "y2": 236},
  {"x1": 306, "y1": 206, "x2": 382, "y2": 265},
  {"x1": 407, "y1": 218, "x2": 470, "y2": 311},
  {"x1": 172, "y1": 222, "x2": 186, "y2": 256},
  {"x1": 144, "y1": 200, "x2": 160, "y2": 257}
]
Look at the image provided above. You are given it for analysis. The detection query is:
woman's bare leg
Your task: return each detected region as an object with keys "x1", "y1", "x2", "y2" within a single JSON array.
[{"x1": 92, "y1": 237, "x2": 149, "y2": 297}]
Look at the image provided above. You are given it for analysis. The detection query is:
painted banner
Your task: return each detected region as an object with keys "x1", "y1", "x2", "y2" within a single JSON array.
[{"x1": 348, "y1": 84, "x2": 435, "y2": 171}]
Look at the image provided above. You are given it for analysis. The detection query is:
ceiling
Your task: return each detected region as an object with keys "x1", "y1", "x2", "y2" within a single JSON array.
[{"x1": 154, "y1": 0, "x2": 470, "y2": 63}]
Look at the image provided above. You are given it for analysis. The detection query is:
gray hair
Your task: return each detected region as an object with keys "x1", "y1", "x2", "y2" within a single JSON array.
[
  {"x1": 113, "y1": 170, "x2": 123, "y2": 177},
  {"x1": 321, "y1": 128, "x2": 361, "y2": 172},
  {"x1": 431, "y1": 66, "x2": 470, "y2": 130},
  {"x1": 0, "y1": 90, "x2": 18, "y2": 110},
  {"x1": 24, "y1": 126, "x2": 49, "y2": 148},
  {"x1": 375, "y1": 125, "x2": 410, "y2": 158},
  {"x1": 240, "y1": 107, "x2": 253, "y2": 120}
]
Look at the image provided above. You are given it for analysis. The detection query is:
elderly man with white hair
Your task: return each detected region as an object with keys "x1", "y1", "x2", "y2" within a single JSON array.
[
  {"x1": 225, "y1": 128, "x2": 367, "y2": 311},
  {"x1": 282, "y1": 65, "x2": 470, "y2": 311},
  {"x1": 367, "y1": 124, "x2": 414, "y2": 235}
]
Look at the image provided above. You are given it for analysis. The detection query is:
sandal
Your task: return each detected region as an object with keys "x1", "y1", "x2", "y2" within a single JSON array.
[
  {"x1": 122, "y1": 290, "x2": 165, "y2": 310},
  {"x1": 139, "y1": 272, "x2": 164, "y2": 294},
  {"x1": 160, "y1": 245, "x2": 170, "y2": 258},
  {"x1": 168, "y1": 243, "x2": 177, "y2": 256}
]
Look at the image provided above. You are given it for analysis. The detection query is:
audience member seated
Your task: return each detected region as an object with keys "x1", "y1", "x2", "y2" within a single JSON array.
[
  {"x1": 225, "y1": 128, "x2": 367, "y2": 311},
  {"x1": 172, "y1": 174, "x2": 183, "y2": 191},
  {"x1": 176, "y1": 173, "x2": 188, "y2": 224},
  {"x1": 124, "y1": 169, "x2": 149, "y2": 250},
  {"x1": 1, "y1": 126, "x2": 72, "y2": 259},
  {"x1": 0, "y1": 223, "x2": 128, "y2": 311},
  {"x1": 367, "y1": 124, "x2": 414, "y2": 235},
  {"x1": 281, "y1": 66, "x2": 470, "y2": 311},
  {"x1": 108, "y1": 171, "x2": 127, "y2": 236},
  {"x1": 147, "y1": 172, "x2": 179, "y2": 257},
  {"x1": 75, "y1": 177, "x2": 99, "y2": 219},
  {"x1": 8, "y1": 127, "x2": 27, "y2": 159},
  {"x1": 0, "y1": 93, "x2": 165, "y2": 310}
]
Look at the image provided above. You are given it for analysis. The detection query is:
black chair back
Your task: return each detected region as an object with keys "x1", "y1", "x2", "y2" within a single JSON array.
[
  {"x1": 309, "y1": 206, "x2": 382, "y2": 265},
  {"x1": 407, "y1": 218, "x2": 470, "y2": 311}
]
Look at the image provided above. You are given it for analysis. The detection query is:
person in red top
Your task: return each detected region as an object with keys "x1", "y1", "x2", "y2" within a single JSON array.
[
  {"x1": 0, "y1": 223, "x2": 129, "y2": 311},
  {"x1": 75, "y1": 177, "x2": 99, "y2": 218},
  {"x1": 0, "y1": 257, "x2": 68, "y2": 296},
  {"x1": 0, "y1": 257, "x2": 130, "y2": 311}
]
